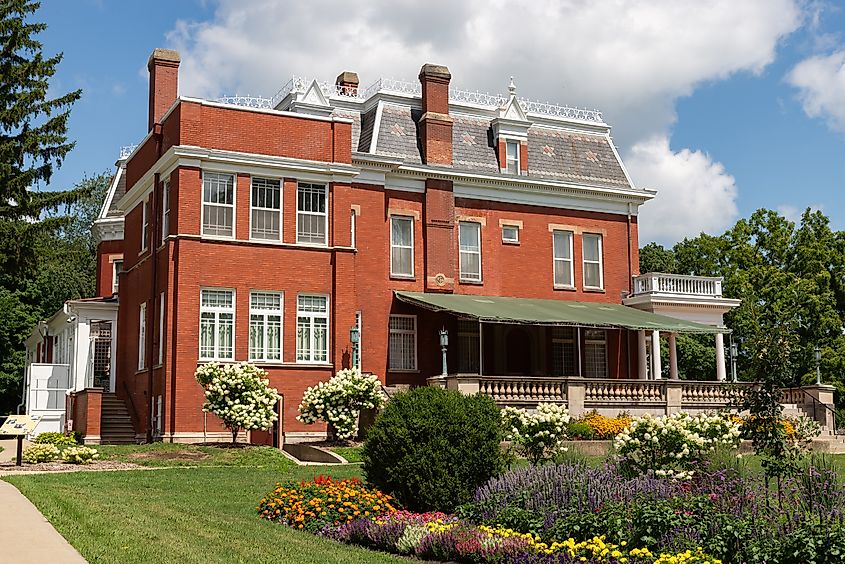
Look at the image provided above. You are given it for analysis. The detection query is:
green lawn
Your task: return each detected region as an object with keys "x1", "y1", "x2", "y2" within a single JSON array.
[
  {"x1": 329, "y1": 446, "x2": 363, "y2": 463},
  {"x1": 94, "y1": 442, "x2": 295, "y2": 468},
  {"x1": 3, "y1": 461, "x2": 401, "y2": 563}
]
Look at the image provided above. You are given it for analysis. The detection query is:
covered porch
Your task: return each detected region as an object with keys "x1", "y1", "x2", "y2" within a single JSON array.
[{"x1": 393, "y1": 289, "x2": 740, "y2": 418}]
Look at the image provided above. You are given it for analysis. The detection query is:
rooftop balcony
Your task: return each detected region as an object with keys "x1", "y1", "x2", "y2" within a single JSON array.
[{"x1": 630, "y1": 272, "x2": 723, "y2": 299}]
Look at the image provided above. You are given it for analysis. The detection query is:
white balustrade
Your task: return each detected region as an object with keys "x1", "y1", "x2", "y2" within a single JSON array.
[
  {"x1": 681, "y1": 382, "x2": 750, "y2": 404},
  {"x1": 631, "y1": 273, "x2": 723, "y2": 298},
  {"x1": 584, "y1": 379, "x2": 666, "y2": 403}
]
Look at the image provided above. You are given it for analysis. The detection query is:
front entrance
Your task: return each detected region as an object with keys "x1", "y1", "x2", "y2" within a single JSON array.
[{"x1": 91, "y1": 321, "x2": 112, "y2": 391}]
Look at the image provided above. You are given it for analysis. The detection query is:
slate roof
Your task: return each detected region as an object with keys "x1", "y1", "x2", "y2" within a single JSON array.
[
  {"x1": 106, "y1": 165, "x2": 126, "y2": 217},
  {"x1": 354, "y1": 102, "x2": 633, "y2": 190}
]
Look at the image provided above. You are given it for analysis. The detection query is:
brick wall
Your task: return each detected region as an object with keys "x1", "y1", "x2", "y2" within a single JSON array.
[{"x1": 95, "y1": 239, "x2": 123, "y2": 297}]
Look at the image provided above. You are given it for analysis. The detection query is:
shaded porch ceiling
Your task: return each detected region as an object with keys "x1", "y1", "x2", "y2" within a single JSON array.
[{"x1": 394, "y1": 291, "x2": 724, "y2": 334}]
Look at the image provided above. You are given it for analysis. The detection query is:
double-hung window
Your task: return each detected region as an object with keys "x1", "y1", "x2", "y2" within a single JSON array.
[
  {"x1": 202, "y1": 172, "x2": 235, "y2": 237},
  {"x1": 138, "y1": 302, "x2": 146, "y2": 370},
  {"x1": 584, "y1": 329, "x2": 607, "y2": 378},
  {"x1": 112, "y1": 259, "x2": 123, "y2": 294},
  {"x1": 551, "y1": 327, "x2": 576, "y2": 376},
  {"x1": 249, "y1": 291, "x2": 283, "y2": 361},
  {"x1": 296, "y1": 295, "x2": 328, "y2": 363},
  {"x1": 388, "y1": 315, "x2": 417, "y2": 371},
  {"x1": 553, "y1": 230, "x2": 574, "y2": 288},
  {"x1": 296, "y1": 183, "x2": 327, "y2": 245},
  {"x1": 157, "y1": 292, "x2": 165, "y2": 365},
  {"x1": 506, "y1": 140, "x2": 520, "y2": 174},
  {"x1": 459, "y1": 222, "x2": 482, "y2": 282},
  {"x1": 390, "y1": 216, "x2": 414, "y2": 277},
  {"x1": 161, "y1": 180, "x2": 170, "y2": 243},
  {"x1": 199, "y1": 289, "x2": 235, "y2": 360},
  {"x1": 141, "y1": 198, "x2": 150, "y2": 252},
  {"x1": 251, "y1": 177, "x2": 282, "y2": 241},
  {"x1": 582, "y1": 233, "x2": 604, "y2": 289}
]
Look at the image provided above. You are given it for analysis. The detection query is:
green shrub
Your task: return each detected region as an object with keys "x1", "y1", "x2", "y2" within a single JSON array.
[
  {"x1": 22, "y1": 443, "x2": 59, "y2": 463},
  {"x1": 61, "y1": 446, "x2": 99, "y2": 464},
  {"x1": 362, "y1": 387, "x2": 504, "y2": 512},
  {"x1": 34, "y1": 432, "x2": 78, "y2": 446},
  {"x1": 566, "y1": 421, "x2": 596, "y2": 440}
]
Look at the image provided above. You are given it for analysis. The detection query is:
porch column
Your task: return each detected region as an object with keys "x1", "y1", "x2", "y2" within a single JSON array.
[
  {"x1": 637, "y1": 330, "x2": 648, "y2": 380},
  {"x1": 651, "y1": 330, "x2": 662, "y2": 380},
  {"x1": 715, "y1": 332, "x2": 727, "y2": 381},
  {"x1": 668, "y1": 332, "x2": 679, "y2": 380}
]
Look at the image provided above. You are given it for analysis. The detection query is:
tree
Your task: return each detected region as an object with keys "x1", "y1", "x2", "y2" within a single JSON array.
[
  {"x1": 638, "y1": 242, "x2": 677, "y2": 274},
  {"x1": 0, "y1": 0, "x2": 85, "y2": 415},
  {"x1": 195, "y1": 362, "x2": 281, "y2": 445},
  {"x1": 297, "y1": 368, "x2": 386, "y2": 441}
]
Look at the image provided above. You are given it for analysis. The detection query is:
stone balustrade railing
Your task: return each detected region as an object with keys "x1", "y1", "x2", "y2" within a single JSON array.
[
  {"x1": 478, "y1": 376, "x2": 567, "y2": 404},
  {"x1": 584, "y1": 379, "x2": 665, "y2": 403},
  {"x1": 631, "y1": 273, "x2": 723, "y2": 298},
  {"x1": 681, "y1": 381, "x2": 751, "y2": 405}
]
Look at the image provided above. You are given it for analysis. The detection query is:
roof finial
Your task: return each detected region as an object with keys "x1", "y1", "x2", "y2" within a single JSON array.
[{"x1": 508, "y1": 76, "x2": 516, "y2": 95}]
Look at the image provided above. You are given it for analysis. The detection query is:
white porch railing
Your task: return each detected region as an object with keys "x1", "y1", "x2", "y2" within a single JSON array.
[{"x1": 631, "y1": 273, "x2": 723, "y2": 298}]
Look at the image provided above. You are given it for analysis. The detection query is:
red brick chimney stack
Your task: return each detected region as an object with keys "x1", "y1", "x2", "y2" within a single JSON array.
[
  {"x1": 147, "y1": 48, "x2": 181, "y2": 131},
  {"x1": 335, "y1": 71, "x2": 359, "y2": 96},
  {"x1": 418, "y1": 64, "x2": 453, "y2": 166}
]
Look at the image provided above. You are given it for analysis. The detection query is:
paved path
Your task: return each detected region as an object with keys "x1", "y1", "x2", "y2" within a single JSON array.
[
  {"x1": 0, "y1": 438, "x2": 26, "y2": 463},
  {"x1": 0, "y1": 480, "x2": 86, "y2": 563}
]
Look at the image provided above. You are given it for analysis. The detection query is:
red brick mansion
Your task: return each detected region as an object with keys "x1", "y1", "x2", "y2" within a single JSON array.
[{"x1": 22, "y1": 48, "x2": 760, "y2": 444}]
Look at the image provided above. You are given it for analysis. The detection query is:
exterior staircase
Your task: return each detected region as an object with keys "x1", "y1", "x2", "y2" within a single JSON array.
[{"x1": 100, "y1": 393, "x2": 137, "y2": 444}]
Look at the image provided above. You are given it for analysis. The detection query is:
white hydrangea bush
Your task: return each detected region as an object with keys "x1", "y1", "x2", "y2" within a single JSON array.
[
  {"x1": 22, "y1": 443, "x2": 59, "y2": 464},
  {"x1": 613, "y1": 412, "x2": 741, "y2": 480},
  {"x1": 62, "y1": 446, "x2": 99, "y2": 465},
  {"x1": 195, "y1": 362, "x2": 281, "y2": 444},
  {"x1": 501, "y1": 403, "x2": 570, "y2": 465},
  {"x1": 297, "y1": 368, "x2": 386, "y2": 441}
]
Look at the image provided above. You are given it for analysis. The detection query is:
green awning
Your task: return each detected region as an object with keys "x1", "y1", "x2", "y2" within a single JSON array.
[{"x1": 394, "y1": 291, "x2": 724, "y2": 334}]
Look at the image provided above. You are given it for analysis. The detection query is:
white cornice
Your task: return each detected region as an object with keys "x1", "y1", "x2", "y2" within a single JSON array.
[{"x1": 92, "y1": 217, "x2": 124, "y2": 244}]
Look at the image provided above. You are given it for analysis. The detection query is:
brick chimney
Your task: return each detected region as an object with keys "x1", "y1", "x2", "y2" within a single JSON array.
[
  {"x1": 418, "y1": 64, "x2": 453, "y2": 166},
  {"x1": 147, "y1": 48, "x2": 181, "y2": 131},
  {"x1": 335, "y1": 71, "x2": 359, "y2": 95}
]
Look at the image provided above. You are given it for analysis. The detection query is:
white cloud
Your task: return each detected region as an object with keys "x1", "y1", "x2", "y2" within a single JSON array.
[
  {"x1": 626, "y1": 137, "x2": 738, "y2": 244},
  {"x1": 787, "y1": 50, "x2": 845, "y2": 132},
  {"x1": 164, "y1": 0, "x2": 803, "y2": 242}
]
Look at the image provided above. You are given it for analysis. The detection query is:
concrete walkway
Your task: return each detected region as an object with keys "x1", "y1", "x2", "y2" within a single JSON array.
[{"x1": 0, "y1": 480, "x2": 86, "y2": 563}]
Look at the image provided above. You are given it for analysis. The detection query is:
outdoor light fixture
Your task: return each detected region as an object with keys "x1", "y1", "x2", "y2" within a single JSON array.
[
  {"x1": 439, "y1": 327, "x2": 449, "y2": 376},
  {"x1": 730, "y1": 341, "x2": 738, "y2": 383},
  {"x1": 815, "y1": 345, "x2": 822, "y2": 385},
  {"x1": 349, "y1": 325, "x2": 360, "y2": 369}
]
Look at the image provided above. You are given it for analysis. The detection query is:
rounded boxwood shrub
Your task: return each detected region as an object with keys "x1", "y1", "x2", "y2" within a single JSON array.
[{"x1": 362, "y1": 386, "x2": 504, "y2": 513}]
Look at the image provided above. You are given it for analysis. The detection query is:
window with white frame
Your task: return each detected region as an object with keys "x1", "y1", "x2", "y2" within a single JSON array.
[
  {"x1": 553, "y1": 230, "x2": 574, "y2": 288},
  {"x1": 457, "y1": 320, "x2": 480, "y2": 373},
  {"x1": 582, "y1": 233, "x2": 604, "y2": 289},
  {"x1": 251, "y1": 177, "x2": 282, "y2": 240},
  {"x1": 249, "y1": 291, "x2": 283, "y2": 361},
  {"x1": 296, "y1": 294, "x2": 328, "y2": 362},
  {"x1": 141, "y1": 198, "x2": 150, "y2": 252},
  {"x1": 502, "y1": 224, "x2": 519, "y2": 243},
  {"x1": 584, "y1": 329, "x2": 607, "y2": 378},
  {"x1": 202, "y1": 172, "x2": 235, "y2": 237},
  {"x1": 112, "y1": 259, "x2": 123, "y2": 294},
  {"x1": 551, "y1": 326, "x2": 576, "y2": 376},
  {"x1": 459, "y1": 222, "x2": 482, "y2": 282},
  {"x1": 199, "y1": 289, "x2": 235, "y2": 360},
  {"x1": 161, "y1": 180, "x2": 170, "y2": 243},
  {"x1": 390, "y1": 215, "x2": 414, "y2": 277},
  {"x1": 506, "y1": 140, "x2": 520, "y2": 174},
  {"x1": 138, "y1": 302, "x2": 146, "y2": 370},
  {"x1": 158, "y1": 292, "x2": 165, "y2": 366},
  {"x1": 388, "y1": 315, "x2": 417, "y2": 371},
  {"x1": 296, "y1": 183, "x2": 327, "y2": 245}
]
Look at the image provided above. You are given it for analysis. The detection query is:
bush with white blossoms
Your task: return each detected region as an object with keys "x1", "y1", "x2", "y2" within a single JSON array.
[
  {"x1": 501, "y1": 403, "x2": 570, "y2": 465},
  {"x1": 61, "y1": 446, "x2": 99, "y2": 465},
  {"x1": 22, "y1": 443, "x2": 59, "y2": 464},
  {"x1": 195, "y1": 362, "x2": 281, "y2": 445},
  {"x1": 613, "y1": 412, "x2": 741, "y2": 480},
  {"x1": 297, "y1": 368, "x2": 386, "y2": 441}
]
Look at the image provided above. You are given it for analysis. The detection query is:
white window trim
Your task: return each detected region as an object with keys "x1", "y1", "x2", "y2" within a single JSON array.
[
  {"x1": 506, "y1": 140, "x2": 521, "y2": 174},
  {"x1": 249, "y1": 290, "x2": 284, "y2": 362},
  {"x1": 161, "y1": 180, "x2": 170, "y2": 244},
  {"x1": 249, "y1": 176, "x2": 283, "y2": 242},
  {"x1": 201, "y1": 171, "x2": 237, "y2": 240},
  {"x1": 582, "y1": 233, "x2": 605, "y2": 290},
  {"x1": 389, "y1": 215, "x2": 415, "y2": 278},
  {"x1": 138, "y1": 302, "x2": 146, "y2": 370},
  {"x1": 388, "y1": 314, "x2": 418, "y2": 371},
  {"x1": 157, "y1": 292, "x2": 165, "y2": 366},
  {"x1": 459, "y1": 221, "x2": 482, "y2": 282},
  {"x1": 296, "y1": 183, "x2": 329, "y2": 246},
  {"x1": 198, "y1": 288, "x2": 236, "y2": 361},
  {"x1": 111, "y1": 259, "x2": 123, "y2": 294},
  {"x1": 553, "y1": 230, "x2": 575, "y2": 289},
  {"x1": 354, "y1": 310, "x2": 362, "y2": 371},
  {"x1": 140, "y1": 198, "x2": 149, "y2": 252},
  {"x1": 296, "y1": 293, "x2": 330, "y2": 364},
  {"x1": 502, "y1": 224, "x2": 520, "y2": 243}
]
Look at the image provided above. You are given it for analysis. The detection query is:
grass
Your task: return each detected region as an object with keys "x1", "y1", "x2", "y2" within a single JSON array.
[
  {"x1": 329, "y1": 446, "x2": 363, "y2": 463},
  {"x1": 94, "y1": 442, "x2": 294, "y2": 469},
  {"x1": 3, "y1": 458, "x2": 401, "y2": 563}
]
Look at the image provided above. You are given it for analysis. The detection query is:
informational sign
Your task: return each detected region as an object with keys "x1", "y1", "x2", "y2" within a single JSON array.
[{"x1": 0, "y1": 414, "x2": 40, "y2": 435}]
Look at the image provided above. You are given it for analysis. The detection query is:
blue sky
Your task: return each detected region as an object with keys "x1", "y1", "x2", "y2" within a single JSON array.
[{"x1": 35, "y1": 1, "x2": 845, "y2": 245}]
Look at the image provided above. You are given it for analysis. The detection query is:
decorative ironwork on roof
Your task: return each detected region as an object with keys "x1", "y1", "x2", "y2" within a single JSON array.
[
  {"x1": 119, "y1": 145, "x2": 138, "y2": 159},
  {"x1": 216, "y1": 75, "x2": 604, "y2": 124}
]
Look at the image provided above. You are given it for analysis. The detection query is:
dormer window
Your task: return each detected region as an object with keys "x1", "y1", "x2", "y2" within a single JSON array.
[{"x1": 506, "y1": 141, "x2": 520, "y2": 174}]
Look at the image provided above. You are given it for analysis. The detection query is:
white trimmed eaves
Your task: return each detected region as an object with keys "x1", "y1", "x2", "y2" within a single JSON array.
[
  {"x1": 606, "y1": 134, "x2": 637, "y2": 191},
  {"x1": 369, "y1": 100, "x2": 384, "y2": 154},
  {"x1": 98, "y1": 165, "x2": 123, "y2": 219}
]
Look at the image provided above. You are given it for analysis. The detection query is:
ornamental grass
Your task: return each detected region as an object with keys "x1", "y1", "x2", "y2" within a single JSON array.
[{"x1": 257, "y1": 475, "x2": 395, "y2": 532}]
